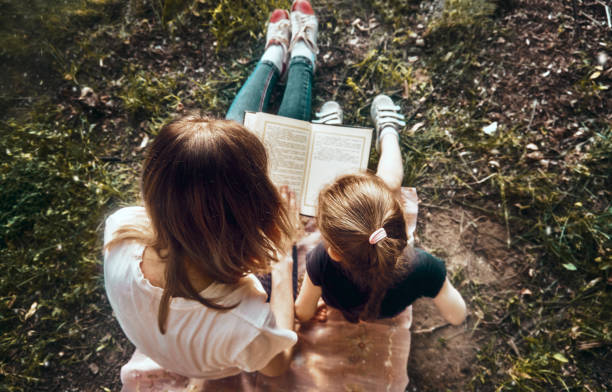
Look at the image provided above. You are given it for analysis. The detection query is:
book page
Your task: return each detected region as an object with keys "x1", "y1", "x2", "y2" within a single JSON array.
[
  {"x1": 301, "y1": 124, "x2": 372, "y2": 216},
  {"x1": 245, "y1": 112, "x2": 312, "y2": 207}
]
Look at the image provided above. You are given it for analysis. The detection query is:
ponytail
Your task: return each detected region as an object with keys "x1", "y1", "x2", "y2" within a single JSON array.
[{"x1": 317, "y1": 173, "x2": 414, "y2": 321}]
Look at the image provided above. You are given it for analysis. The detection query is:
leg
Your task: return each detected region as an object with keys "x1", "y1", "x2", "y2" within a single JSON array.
[
  {"x1": 225, "y1": 61, "x2": 280, "y2": 124},
  {"x1": 371, "y1": 95, "x2": 406, "y2": 194},
  {"x1": 376, "y1": 132, "x2": 404, "y2": 194},
  {"x1": 277, "y1": 0, "x2": 318, "y2": 121},
  {"x1": 225, "y1": 9, "x2": 290, "y2": 124},
  {"x1": 277, "y1": 56, "x2": 314, "y2": 120}
]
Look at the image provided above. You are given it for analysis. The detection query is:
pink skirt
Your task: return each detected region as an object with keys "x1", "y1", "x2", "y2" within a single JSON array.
[
  {"x1": 122, "y1": 307, "x2": 412, "y2": 392},
  {"x1": 120, "y1": 188, "x2": 419, "y2": 392}
]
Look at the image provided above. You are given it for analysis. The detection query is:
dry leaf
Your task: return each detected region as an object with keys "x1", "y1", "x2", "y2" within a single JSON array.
[
  {"x1": 24, "y1": 302, "x2": 38, "y2": 320},
  {"x1": 589, "y1": 71, "x2": 601, "y2": 80},
  {"x1": 409, "y1": 122, "x2": 425, "y2": 134}
]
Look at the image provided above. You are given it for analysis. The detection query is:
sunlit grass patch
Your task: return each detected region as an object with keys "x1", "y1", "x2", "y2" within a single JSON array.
[
  {"x1": 0, "y1": 107, "x2": 124, "y2": 389},
  {"x1": 118, "y1": 69, "x2": 182, "y2": 125},
  {"x1": 190, "y1": 0, "x2": 291, "y2": 50}
]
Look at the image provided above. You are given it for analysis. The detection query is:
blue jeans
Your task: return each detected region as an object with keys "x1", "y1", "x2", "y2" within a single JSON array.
[{"x1": 225, "y1": 56, "x2": 314, "y2": 123}]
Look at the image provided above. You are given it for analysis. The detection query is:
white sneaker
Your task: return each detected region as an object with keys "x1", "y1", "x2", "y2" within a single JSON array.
[
  {"x1": 265, "y1": 9, "x2": 291, "y2": 75},
  {"x1": 370, "y1": 94, "x2": 406, "y2": 152},
  {"x1": 313, "y1": 101, "x2": 343, "y2": 125},
  {"x1": 289, "y1": 0, "x2": 318, "y2": 55}
]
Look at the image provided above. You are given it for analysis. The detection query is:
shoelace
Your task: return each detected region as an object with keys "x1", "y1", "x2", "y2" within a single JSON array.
[
  {"x1": 290, "y1": 13, "x2": 319, "y2": 54},
  {"x1": 266, "y1": 19, "x2": 291, "y2": 53}
]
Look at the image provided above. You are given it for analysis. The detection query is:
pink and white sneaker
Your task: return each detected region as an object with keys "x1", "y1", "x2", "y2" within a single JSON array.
[
  {"x1": 265, "y1": 9, "x2": 291, "y2": 74},
  {"x1": 289, "y1": 0, "x2": 318, "y2": 55}
]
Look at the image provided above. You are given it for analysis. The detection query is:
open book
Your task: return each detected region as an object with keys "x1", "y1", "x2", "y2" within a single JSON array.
[{"x1": 244, "y1": 112, "x2": 373, "y2": 216}]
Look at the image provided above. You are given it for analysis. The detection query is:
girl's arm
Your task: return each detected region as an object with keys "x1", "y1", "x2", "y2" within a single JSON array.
[
  {"x1": 295, "y1": 271, "x2": 322, "y2": 322},
  {"x1": 432, "y1": 278, "x2": 467, "y2": 325}
]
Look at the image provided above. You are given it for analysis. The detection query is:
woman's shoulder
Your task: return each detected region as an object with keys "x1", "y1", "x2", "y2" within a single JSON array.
[
  {"x1": 104, "y1": 206, "x2": 147, "y2": 245},
  {"x1": 106, "y1": 206, "x2": 147, "y2": 227}
]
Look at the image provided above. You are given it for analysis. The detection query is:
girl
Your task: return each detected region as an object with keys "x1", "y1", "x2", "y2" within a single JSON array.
[
  {"x1": 104, "y1": 1, "x2": 318, "y2": 388},
  {"x1": 295, "y1": 94, "x2": 467, "y2": 326}
]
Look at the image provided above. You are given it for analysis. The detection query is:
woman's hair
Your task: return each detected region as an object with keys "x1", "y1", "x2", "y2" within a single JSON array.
[
  {"x1": 317, "y1": 172, "x2": 413, "y2": 321},
  {"x1": 106, "y1": 115, "x2": 295, "y2": 333}
]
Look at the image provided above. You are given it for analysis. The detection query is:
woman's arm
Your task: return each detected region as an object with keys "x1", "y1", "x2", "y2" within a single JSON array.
[
  {"x1": 258, "y1": 251, "x2": 295, "y2": 377},
  {"x1": 295, "y1": 271, "x2": 322, "y2": 322},
  {"x1": 432, "y1": 278, "x2": 467, "y2": 326},
  {"x1": 258, "y1": 186, "x2": 297, "y2": 377}
]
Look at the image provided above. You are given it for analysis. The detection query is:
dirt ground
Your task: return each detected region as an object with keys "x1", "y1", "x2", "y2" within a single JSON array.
[{"x1": 408, "y1": 206, "x2": 514, "y2": 391}]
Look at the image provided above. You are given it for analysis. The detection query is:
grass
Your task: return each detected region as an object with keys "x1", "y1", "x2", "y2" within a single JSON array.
[
  {"x1": 0, "y1": 105, "x2": 123, "y2": 389},
  {"x1": 0, "y1": 0, "x2": 610, "y2": 390}
]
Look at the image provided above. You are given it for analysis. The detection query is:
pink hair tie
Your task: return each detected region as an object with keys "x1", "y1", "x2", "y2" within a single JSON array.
[{"x1": 369, "y1": 228, "x2": 387, "y2": 245}]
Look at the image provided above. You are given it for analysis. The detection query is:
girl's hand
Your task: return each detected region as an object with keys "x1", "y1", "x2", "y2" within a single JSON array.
[
  {"x1": 313, "y1": 302, "x2": 328, "y2": 322},
  {"x1": 295, "y1": 271, "x2": 322, "y2": 322}
]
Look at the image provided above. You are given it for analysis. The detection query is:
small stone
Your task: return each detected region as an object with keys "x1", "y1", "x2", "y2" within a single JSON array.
[
  {"x1": 89, "y1": 363, "x2": 99, "y2": 374},
  {"x1": 526, "y1": 151, "x2": 544, "y2": 160},
  {"x1": 597, "y1": 51, "x2": 609, "y2": 66},
  {"x1": 482, "y1": 122, "x2": 498, "y2": 135}
]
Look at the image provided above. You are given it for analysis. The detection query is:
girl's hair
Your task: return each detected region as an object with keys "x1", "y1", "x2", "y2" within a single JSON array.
[
  {"x1": 317, "y1": 172, "x2": 413, "y2": 321},
  {"x1": 106, "y1": 115, "x2": 295, "y2": 333}
]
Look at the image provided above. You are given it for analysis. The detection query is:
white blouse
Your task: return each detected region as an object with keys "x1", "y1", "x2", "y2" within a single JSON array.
[{"x1": 104, "y1": 207, "x2": 297, "y2": 379}]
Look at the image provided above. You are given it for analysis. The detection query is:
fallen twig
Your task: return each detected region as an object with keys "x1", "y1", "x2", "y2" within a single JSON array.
[
  {"x1": 508, "y1": 338, "x2": 522, "y2": 358},
  {"x1": 413, "y1": 322, "x2": 450, "y2": 334},
  {"x1": 572, "y1": 0, "x2": 582, "y2": 38},
  {"x1": 526, "y1": 99, "x2": 537, "y2": 132},
  {"x1": 419, "y1": 202, "x2": 454, "y2": 211}
]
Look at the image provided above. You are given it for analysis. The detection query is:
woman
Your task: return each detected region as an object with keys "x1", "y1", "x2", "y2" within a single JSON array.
[{"x1": 104, "y1": 1, "x2": 318, "y2": 389}]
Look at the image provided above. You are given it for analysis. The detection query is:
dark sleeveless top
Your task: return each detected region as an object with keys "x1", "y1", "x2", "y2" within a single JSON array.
[{"x1": 306, "y1": 242, "x2": 446, "y2": 322}]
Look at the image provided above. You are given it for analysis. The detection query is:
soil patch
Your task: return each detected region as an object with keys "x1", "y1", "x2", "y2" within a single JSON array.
[{"x1": 408, "y1": 206, "x2": 514, "y2": 391}]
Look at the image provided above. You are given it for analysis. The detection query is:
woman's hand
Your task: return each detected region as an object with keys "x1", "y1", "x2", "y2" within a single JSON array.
[
  {"x1": 279, "y1": 184, "x2": 301, "y2": 226},
  {"x1": 261, "y1": 186, "x2": 298, "y2": 377}
]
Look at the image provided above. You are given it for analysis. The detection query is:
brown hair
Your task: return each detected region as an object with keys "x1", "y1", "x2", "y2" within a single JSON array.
[
  {"x1": 106, "y1": 115, "x2": 295, "y2": 333},
  {"x1": 316, "y1": 172, "x2": 413, "y2": 321}
]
